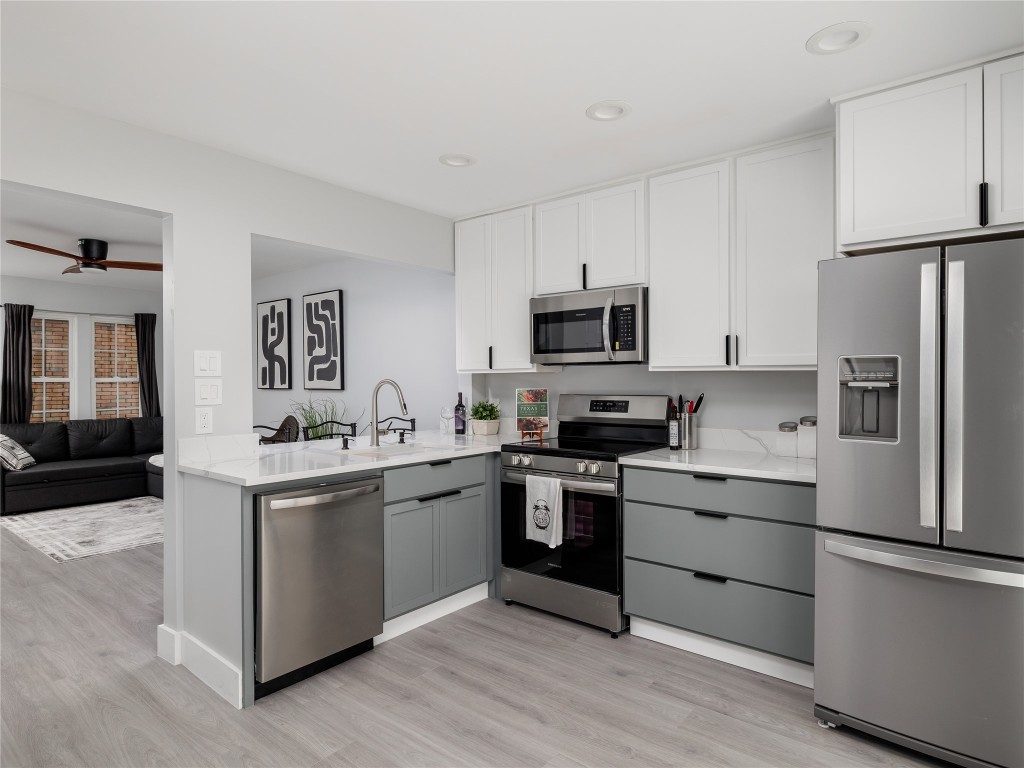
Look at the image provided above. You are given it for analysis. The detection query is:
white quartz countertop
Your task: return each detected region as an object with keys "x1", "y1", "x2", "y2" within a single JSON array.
[
  {"x1": 620, "y1": 447, "x2": 816, "y2": 484},
  {"x1": 177, "y1": 431, "x2": 504, "y2": 487}
]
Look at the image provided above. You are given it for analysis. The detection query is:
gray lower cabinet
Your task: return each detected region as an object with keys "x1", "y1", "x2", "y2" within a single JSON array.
[
  {"x1": 384, "y1": 458, "x2": 488, "y2": 620},
  {"x1": 623, "y1": 467, "x2": 815, "y2": 663}
]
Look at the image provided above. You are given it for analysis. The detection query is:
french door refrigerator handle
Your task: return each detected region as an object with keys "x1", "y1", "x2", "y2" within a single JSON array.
[
  {"x1": 824, "y1": 538, "x2": 1024, "y2": 588},
  {"x1": 602, "y1": 297, "x2": 615, "y2": 360},
  {"x1": 919, "y1": 261, "x2": 939, "y2": 530},
  {"x1": 946, "y1": 259, "x2": 965, "y2": 533}
]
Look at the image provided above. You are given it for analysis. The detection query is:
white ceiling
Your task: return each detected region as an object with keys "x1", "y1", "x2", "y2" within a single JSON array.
[
  {"x1": 1, "y1": 2, "x2": 1022, "y2": 220},
  {"x1": 1, "y1": 183, "x2": 164, "y2": 291}
]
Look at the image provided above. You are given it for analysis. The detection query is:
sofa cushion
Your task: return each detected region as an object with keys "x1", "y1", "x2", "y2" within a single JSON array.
[
  {"x1": 67, "y1": 419, "x2": 132, "y2": 460},
  {"x1": 3, "y1": 457, "x2": 146, "y2": 487},
  {"x1": 130, "y1": 417, "x2": 163, "y2": 455},
  {"x1": 0, "y1": 423, "x2": 69, "y2": 463}
]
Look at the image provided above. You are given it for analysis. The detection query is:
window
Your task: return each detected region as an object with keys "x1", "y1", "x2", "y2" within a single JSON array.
[
  {"x1": 30, "y1": 315, "x2": 74, "y2": 423},
  {"x1": 93, "y1": 319, "x2": 140, "y2": 419}
]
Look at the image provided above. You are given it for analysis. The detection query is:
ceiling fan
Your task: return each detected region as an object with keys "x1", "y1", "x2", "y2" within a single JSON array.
[{"x1": 5, "y1": 238, "x2": 162, "y2": 274}]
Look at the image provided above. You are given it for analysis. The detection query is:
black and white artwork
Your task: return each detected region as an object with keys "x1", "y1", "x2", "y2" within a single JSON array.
[
  {"x1": 303, "y1": 290, "x2": 344, "y2": 390},
  {"x1": 256, "y1": 298, "x2": 291, "y2": 390}
]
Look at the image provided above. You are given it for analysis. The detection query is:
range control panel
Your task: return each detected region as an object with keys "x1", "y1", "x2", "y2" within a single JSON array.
[{"x1": 589, "y1": 399, "x2": 629, "y2": 413}]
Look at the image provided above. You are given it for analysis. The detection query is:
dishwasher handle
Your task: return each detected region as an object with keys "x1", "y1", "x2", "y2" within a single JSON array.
[{"x1": 269, "y1": 483, "x2": 381, "y2": 509}]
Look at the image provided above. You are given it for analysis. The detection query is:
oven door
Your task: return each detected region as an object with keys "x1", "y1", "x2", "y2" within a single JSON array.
[{"x1": 500, "y1": 468, "x2": 622, "y2": 594}]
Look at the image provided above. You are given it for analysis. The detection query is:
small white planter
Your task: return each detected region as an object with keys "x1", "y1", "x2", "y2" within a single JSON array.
[{"x1": 471, "y1": 419, "x2": 499, "y2": 435}]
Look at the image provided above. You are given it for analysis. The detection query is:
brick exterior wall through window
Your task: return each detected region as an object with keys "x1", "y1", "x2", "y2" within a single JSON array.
[
  {"x1": 30, "y1": 317, "x2": 72, "y2": 423},
  {"x1": 94, "y1": 320, "x2": 140, "y2": 419}
]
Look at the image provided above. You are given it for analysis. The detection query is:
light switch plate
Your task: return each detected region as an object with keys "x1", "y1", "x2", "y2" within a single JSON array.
[
  {"x1": 195, "y1": 407, "x2": 213, "y2": 434},
  {"x1": 194, "y1": 350, "x2": 222, "y2": 377},
  {"x1": 194, "y1": 378, "x2": 223, "y2": 405}
]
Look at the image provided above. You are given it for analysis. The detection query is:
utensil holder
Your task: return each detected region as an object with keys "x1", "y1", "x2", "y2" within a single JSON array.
[{"x1": 679, "y1": 413, "x2": 697, "y2": 450}]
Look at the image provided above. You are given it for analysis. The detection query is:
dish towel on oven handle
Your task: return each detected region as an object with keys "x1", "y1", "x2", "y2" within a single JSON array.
[{"x1": 525, "y1": 474, "x2": 562, "y2": 548}]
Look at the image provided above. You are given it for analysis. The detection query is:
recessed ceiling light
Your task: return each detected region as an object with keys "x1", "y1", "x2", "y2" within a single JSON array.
[
  {"x1": 806, "y1": 21, "x2": 871, "y2": 55},
  {"x1": 586, "y1": 100, "x2": 633, "y2": 122},
  {"x1": 439, "y1": 154, "x2": 476, "y2": 167}
]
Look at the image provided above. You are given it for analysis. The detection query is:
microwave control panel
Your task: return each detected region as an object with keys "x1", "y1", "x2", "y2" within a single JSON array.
[{"x1": 614, "y1": 305, "x2": 637, "y2": 351}]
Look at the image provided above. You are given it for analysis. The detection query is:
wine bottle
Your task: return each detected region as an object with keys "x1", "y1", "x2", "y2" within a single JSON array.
[{"x1": 454, "y1": 392, "x2": 467, "y2": 435}]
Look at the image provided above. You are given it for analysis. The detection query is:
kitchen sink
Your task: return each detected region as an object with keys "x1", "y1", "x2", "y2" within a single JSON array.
[{"x1": 345, "y1": 443, "x2": 447, "y2": 460}]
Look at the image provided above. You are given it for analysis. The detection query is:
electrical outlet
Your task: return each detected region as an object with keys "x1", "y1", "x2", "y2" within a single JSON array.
[{"x1": 196, "y1": 407, "x2": 213, "y2": 434}]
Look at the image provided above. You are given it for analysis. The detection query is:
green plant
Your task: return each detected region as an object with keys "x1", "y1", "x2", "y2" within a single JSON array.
[
  {"x1": 470, "y1": 400, "x2": 499, "y2": 421},
  {"x1": 290, "y1": 396, "x2": 360, "y2": 440}
]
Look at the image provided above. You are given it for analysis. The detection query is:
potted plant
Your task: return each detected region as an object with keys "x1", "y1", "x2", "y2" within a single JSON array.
[{"x1": 470, "y1": 400, "x2": 500, "y2": 435}]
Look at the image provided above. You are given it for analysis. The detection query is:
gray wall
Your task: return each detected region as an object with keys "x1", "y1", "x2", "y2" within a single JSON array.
[
  {"x1": 1, "y1": 275, "x2": 164, "y2": 418},
  {"x1": 475, "y1": 368, "x2": 817, "y2": 432},
  {"x1": 252, "y1": 255, "x2": 457, "y2": 436}
]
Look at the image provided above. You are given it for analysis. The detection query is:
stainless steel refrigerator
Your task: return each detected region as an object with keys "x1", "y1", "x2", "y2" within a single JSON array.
[{"x1": 815, "y1": 238, "x2": 1024, "y2": 768}]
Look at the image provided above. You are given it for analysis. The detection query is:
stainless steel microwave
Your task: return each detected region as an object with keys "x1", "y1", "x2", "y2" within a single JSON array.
[{"x1": 530, "y1": 286, "x2": 647, "y2": 365}]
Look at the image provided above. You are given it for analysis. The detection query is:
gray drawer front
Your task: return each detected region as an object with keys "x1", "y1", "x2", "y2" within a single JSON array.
[
  {"x1": 624, "y1": 501, "x2": 814, "y2": 594},
  {"x1": 623, "y1": 468, "x2": 815, "y2": 525},
  {"x1": 384, "y1": 455, "x2": 486, "y2": 504},
  {"x1": 624, "y1": 558, "x2": 814, "y2": 663}
]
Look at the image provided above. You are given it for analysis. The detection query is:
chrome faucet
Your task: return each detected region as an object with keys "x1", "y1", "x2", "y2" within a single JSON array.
[{"x1": 370, "y1": 379, "x2": 409, "y2": 447}]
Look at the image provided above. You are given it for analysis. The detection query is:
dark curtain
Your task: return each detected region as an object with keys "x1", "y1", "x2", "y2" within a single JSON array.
[
  {"x1": 1, "y1": 304, "x2": 35, "y2": 424},
  {"x1": 134, "y1": 313, "x2": 162, "y2": 417}
]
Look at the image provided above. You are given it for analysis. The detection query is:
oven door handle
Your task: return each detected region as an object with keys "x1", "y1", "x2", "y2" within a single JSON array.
[
  {"x1": 502, "y1": 470, "x2": 617, "y2": 496},
  {"x1": 602, "y1": 297, "x2": 615, "y2": 361}
]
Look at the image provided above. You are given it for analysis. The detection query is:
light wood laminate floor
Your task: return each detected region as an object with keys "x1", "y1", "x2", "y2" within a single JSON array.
[{"x1": 1, "y1": 526, "x2": 945, "y2": 768}]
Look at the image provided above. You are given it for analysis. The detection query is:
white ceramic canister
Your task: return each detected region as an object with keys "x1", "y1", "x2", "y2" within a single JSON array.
[{"x1": 798, "y1": 415, "x2": 817, "y2": 459}]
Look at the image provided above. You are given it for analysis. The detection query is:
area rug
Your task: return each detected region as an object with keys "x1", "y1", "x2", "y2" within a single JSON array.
[{"x1": 0, "y1": 496, "x2": 163, "y2": 563}]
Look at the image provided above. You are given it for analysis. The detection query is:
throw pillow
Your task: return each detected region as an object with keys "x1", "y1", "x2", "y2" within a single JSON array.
[{"x1": 0, "y1": 434, "x2": 36, "y2": 471}]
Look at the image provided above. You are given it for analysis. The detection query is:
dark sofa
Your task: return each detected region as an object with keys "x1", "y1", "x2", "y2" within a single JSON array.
[{"x1": 1, "y1": 417, "x2": 163, "y2": 515}]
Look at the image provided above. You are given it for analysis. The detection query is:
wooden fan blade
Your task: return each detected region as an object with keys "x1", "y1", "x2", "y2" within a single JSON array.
[
  {"x1": 103, "y1": 260, "x2": 162, "y2": 272},
  {"x1": 6, "y1": 239, "x2": 83, "y2": 261}
]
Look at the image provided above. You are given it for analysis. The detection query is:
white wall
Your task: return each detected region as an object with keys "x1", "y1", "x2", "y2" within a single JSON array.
[
  {"x1": 0, "y1": 89, "x2": 452, "y2": 650},
  {"x1": 1, "y1": 276, "x2": 164, "y2": 417},
  {"x1": 252, "y1": 255, "x2": 457, "y2": 436},
  {"x1": 475, "y1": 368, "x2": 817, "y2": 433}
]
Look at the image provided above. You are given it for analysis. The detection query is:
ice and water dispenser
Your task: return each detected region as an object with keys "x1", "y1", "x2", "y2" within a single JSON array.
[{"x1": 838, "y1": 356, "x2": 899, "y2": 442}]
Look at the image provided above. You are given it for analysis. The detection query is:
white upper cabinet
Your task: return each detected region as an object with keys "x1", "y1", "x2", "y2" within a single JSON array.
[
  {"x1": 838, "y1": 68, "x2": 983, "y2": 246},
  {"x1": 838, "y1": 55, "x2": 1024, "y2": 247},
  {"x1": 534, "y1": 181, "x2": 645, "y2": 295},
  {"x1": 736, "y1": 136, "x2": 834, "y2": 367},
  {"x1": 455, "y1": 207, "x2": 537, "y2": 373},
  {"x1": 585, "y1": 181, "x2": 646, "y2": 290},
  {"x1": 648, "y1": 161, "x2": 731, "y2": 368},
  {"x1": 984, "y1": 56, "x2": 1024, "y2": 226}
]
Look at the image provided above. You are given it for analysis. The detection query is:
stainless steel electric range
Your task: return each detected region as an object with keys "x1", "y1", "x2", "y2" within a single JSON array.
[{"x1": 500, "y1": 394, "x2": 670, "y2": 636}]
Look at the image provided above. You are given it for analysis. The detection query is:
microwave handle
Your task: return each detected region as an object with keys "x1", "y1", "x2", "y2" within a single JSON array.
[{"x1": 602, "y1": 297, "x2": 615, "y2": 360}]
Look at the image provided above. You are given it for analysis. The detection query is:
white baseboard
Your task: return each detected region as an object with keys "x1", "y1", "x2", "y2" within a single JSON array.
[
  {"x1": 630, "y1": 617, "x2": 814, "y2": 689},
  {"x1": 375, "y1": 582, "x2": 489, "y2": 644},
  {"x1": 157, "y1": 623, "x2": 181, "y2": 665},
  {"x1": 180, "y1": 632, "x2": 243, "y2": 709}
]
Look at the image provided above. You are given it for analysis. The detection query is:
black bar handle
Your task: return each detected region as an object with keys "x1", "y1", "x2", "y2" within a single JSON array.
[
  {"x1": 582, "y1": 263, "x2": 588, "y2": 290},
  {"x1": 488, "y1": 345, "x2": 493, "y2": 370},
  {"x1": 979, "y1": 182, "x2": 989, "y2": 227},
  {"x1": 734, "y1": 335, "x2": 739, "y2": 364},
  {"x1": 693, "y1": 474, "x2": 727, "y2": 482},
  {"x1": 417, "y1": 489, "x2": 461, "y2": 503},
  {"x1": 693, "y1": 571, "x2": 729, "y2": 584},
  {"x1": 694, "y1": 510, "x2": 729, "y2": 519},
  {"x1": 428, "y1": 459, "x2": 453, "y2": 467},
  {"x1": 725, "y1": 335, "x2": 731, "y2": 366}
]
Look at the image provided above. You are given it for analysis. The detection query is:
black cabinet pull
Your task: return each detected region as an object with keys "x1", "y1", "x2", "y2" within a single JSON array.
[
  {"x1": 488, "y1": 345, "x2": 493, "y2": 370},
  {"x1": 417, "y1": 489, "x2": 461, "y2": 503},
  {"x1": 725, "y1": 335, "x2": 731, "y2": 366},
  {"x1": 980, "y1": 182, "x2": 989, "y2": 227},
  {"x1": 693, "y1": 571, "x2": 729, "y2": 584},
  {"x1": 694, "y1": 510, "x2": 728, "y2": 519},
  {"x1": 734, "y1": 335, "x2": 739, "y2": 364},
  {"x1": 428, "y1": 459, "x2": 453, "y2": 467},
  {"x1": 693, "y1": 474, "x2": 727, "y2": 482},
  {"x1": 582, "y1": 263, "x2": 588, "y2": 290}
]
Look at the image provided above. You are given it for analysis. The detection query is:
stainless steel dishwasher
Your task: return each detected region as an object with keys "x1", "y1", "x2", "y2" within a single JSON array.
[{"x1": 255, "y1": 476, "x2": 384, "y2": 691}]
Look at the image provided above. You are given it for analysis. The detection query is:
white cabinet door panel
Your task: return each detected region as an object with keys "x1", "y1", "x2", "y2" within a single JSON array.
[
  {"x1": 586, "y1": 181, "x2": 646, "y2": 289},
  {"x1": 534, "y1": 196, "x2": 585, "y2": 295},
  {"x1": 736, "y1": 136, "x2": 834, "y2": 366},
  {"x1": 984, "y1": 56, "x2": 1024, "y2": 226},
  {"x1": 838, "y1": 69, "x2": 983, "y2": 245},
  {"x1": 491, "y1": 207, "x2": 534, "y2": 370},
  {"x1": 454, "y1": 217, "x2": 491, "y2": 372},
  {"x1": 648, "y1": 162, "x2": 730, "y2": 368}
]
